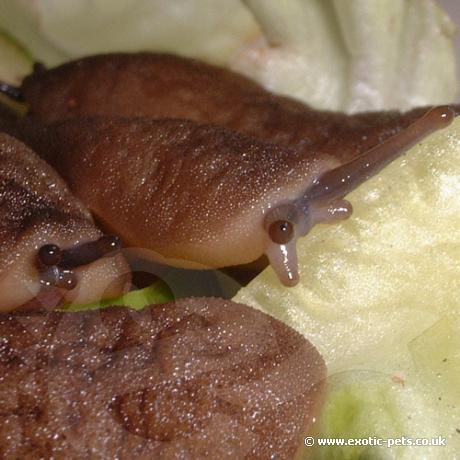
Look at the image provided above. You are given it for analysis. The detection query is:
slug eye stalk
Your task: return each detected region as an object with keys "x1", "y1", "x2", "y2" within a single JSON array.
[{"x1": 37, "y1": 235, "x2": 122, "y2": 290}]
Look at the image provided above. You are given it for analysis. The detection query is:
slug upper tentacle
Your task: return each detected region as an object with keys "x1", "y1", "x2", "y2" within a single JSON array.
[
  {"x1": 307, "y1": 106, "x2": 455, "y2": 203},
  {"x1": 0, "y1": 133, "x2": 130, "y2": 311}
]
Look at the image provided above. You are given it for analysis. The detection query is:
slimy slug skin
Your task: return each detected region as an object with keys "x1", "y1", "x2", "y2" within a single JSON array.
[{"x1": 0, "y1": 133, "x2": 130, "y2": 312}]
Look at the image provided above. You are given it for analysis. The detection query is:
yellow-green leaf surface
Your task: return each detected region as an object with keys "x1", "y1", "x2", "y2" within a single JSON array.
[
  {"x1": 310, "y1": 371, "x2": 457, "y2": 459},
  {"x1": 0, "y1": 0, "x2": 259, "y2": 66},
  {"x1": 409, "y1": 317, "x2": 460, "y2": 404},
  {"x1": 233, "y1": 0, "x2": 457, "y2": 112},
  {"x1": 0, "y1": 33, "x2": 32, "y2": 84},
  {"x1": 235, "y1": 118, "x2": 460, "y2": 458},
  {"x1": 64, "y1": 280, "x2": 173, "y2": 312}
]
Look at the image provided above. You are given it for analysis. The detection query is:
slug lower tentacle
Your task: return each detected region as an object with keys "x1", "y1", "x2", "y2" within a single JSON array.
[
  {"x1": 0, "y1": 133, "x2": 130, "y2": 311},
  {"x1": 12, "y1": 107, "x2": 455, "y2": 287},
  {"x1": 8, "y1": 52, "x2": 459, "y2": 164}
]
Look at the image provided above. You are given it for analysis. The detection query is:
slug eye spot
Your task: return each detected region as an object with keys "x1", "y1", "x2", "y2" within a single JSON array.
[
  {"x1": 57, "y1": 270, "x2": 78, "y2": 290},
  {"x1": 38, "y1": 244, "x2": 62, "y2": 266},
  {"x1": 268, "y1": 220, "x2": 294, "y2": 245}
]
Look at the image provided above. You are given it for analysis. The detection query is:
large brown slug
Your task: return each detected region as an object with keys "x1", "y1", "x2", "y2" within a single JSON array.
[
  {"x1": 0, "y1": 133, "x2": 130, "y2": 311},
  {"x1": 0, "y1": 52, "x2": 451, "y2": 164},
  {"x1": 0, "y1": 298, "x2": 326, "y2": 458},
  {"x1": 14, "y1": 106, "x2": 454, "y2": 287}
]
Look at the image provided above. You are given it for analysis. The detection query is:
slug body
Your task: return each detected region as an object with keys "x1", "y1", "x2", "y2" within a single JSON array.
[
  {"x1": 16, "y1": 106, "x2": 454, "y2": 287},
  {"x1": 0, "y1": 298, "x2": 325, "y2": 458},
  {"x1": 11, "y1": 53, "x2": 449, "y2": 164},
  {"x1": 0, "y1": 133, "x2": 130, "y2": 311}
]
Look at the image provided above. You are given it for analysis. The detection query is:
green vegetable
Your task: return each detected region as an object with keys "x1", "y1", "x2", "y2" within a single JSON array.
[
  {"x1": 233, "y1": 0, "x2": 457, "y2": 112},
  {"x1": 309, "y1": 371, "x2": 453, "y2": 460},
  {"x1": 64, "y1": 280, "x2": 173, "y2": 312},
  {"x1": 0, "y1": 0, "x2": 259, "y2": 67},
  {"x1": 311, "y1": 372, "x2": 405, "y2": 460},
  {"x1": 0, "y1": 32, "x2": 32, "y2": 84},
  {"x1": 409, "y1": 317, "x2": 460, "y2": 404}
]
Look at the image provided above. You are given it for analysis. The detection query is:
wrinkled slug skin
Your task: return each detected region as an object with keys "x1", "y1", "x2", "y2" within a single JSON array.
[
  {"x1": 18, "y1": 118, "x2": 330, "y2": 269},
  {"x1": 0, "y1": 134, "x2": 130, "y2": 311},
  {"x1": 20, "y1": 52, "x2": 450, "y2": 164},
  {"x1": 0, "y1": 298, "x2": 326, "y2": 459}
]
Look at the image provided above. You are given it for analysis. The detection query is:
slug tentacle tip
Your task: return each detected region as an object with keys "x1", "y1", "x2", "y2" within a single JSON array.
[
  {"x1": 429, "y1": 105, "x2": 455, "y2": 128},
  {"x1": 265, "y1": 239, "x2": 300, "y2": 287}
]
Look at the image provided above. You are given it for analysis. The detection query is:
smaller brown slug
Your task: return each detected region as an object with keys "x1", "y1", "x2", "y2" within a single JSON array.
[
  {"x1": 3, "y1": 52, "x2": 456, "y2": 165},
  {"x1": 15, "y1": 106, "x2": 454, "y2": 287},
  {"x1": 0, "y1": 133, "x2": 130, "y2": 312}
]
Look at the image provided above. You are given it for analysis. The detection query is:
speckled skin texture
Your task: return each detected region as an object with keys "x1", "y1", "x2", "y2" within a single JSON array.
[
  {"x1": 0, "y1": 298, "x2": 325, "y2": 459},
  {"x1": 17, "y1": 117, "x2": 328, "y2": 269},
  {"x1": 0, "y1": 133, "x2": 129, "y2": 310},
  {"x1": 21, "y1": 52, "x2": 443, "y2": 164},
  {"x1": 0, "y1": 133, "x2": 91, "y2": 229}
]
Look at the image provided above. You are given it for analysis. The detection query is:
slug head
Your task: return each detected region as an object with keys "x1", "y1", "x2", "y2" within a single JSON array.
[
  {"x1": 0, "y1": 133, "x2": 130, "y2": 311},
  {"x1": 263, "y1": 106, "x2": 455, "y2": 286}
]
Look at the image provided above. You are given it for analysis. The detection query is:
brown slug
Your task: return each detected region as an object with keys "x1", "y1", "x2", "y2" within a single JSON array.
[
  {"x1": 0, "y1": 133, "x2": 130, "y2": 311},
  {"x1": 13, "y1": 106, "x2": 454, "y2": 287},
  {"x1": 0, "y1": 298, "x2": 325, "y2": 458},
  {"x1": 0, "y1": 52, "x2": 452, "y2": 164}
]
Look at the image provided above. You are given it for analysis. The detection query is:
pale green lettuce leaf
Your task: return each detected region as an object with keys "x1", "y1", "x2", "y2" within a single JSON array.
[
  {"x1": 234, "y1": 0, "x2": 348, "y2": 110},
  {"x1": 308, "y1": 371, "x2": 457, "y2": 460},
  {"x1": 0, "y1": 0, "x2": 259, "y2": 67},
  {"x1": 0, "y1": 32, "x2": 32, "y2": 84},
  {"x1": 409, "y1": 317, "x2": 460, "y2": 405},
  {"x1": 0, "y1": 0, "x2": 67, "y2": 65},
  {"x1": 232, "y1": 0, "x2": 458, "y2": 111},
  {"x1": 64, "y1": 280, "x2": 173, "y2": 312}
]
